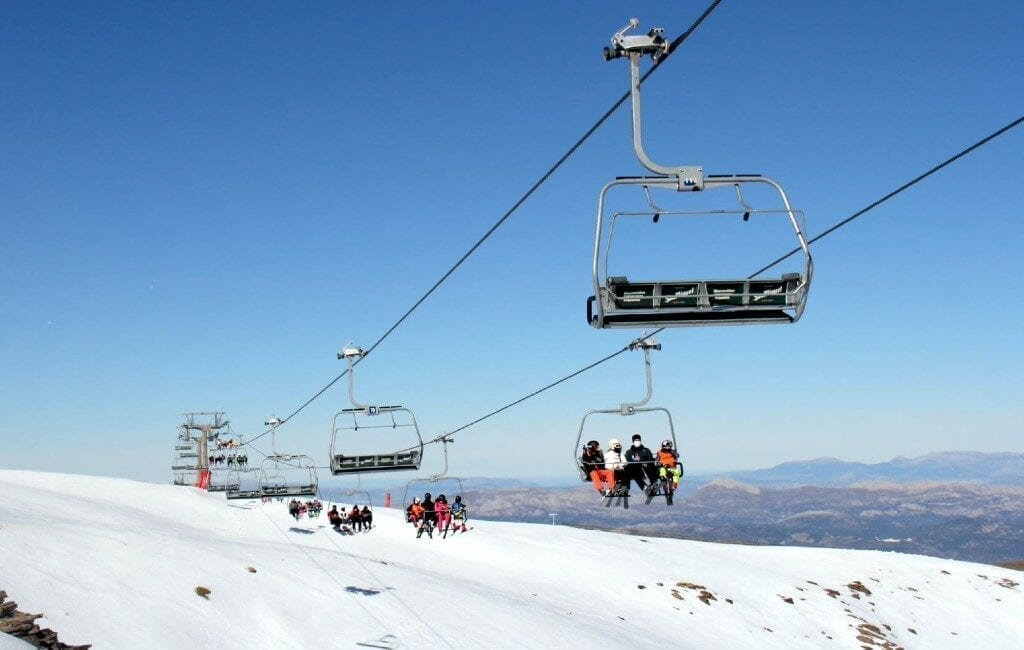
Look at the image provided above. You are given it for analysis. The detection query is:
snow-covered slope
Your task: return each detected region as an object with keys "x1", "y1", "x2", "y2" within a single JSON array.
[{"x1": 1, "y1": 470, "x2": 1021, "y2": 648}]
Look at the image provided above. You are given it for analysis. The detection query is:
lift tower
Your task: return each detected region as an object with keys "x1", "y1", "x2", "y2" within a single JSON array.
[{"x1": 181, "y1": 411, "x2": 230, "y2": 489}]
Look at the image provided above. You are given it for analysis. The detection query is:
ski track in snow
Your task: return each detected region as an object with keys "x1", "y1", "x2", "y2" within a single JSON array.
[{"x1": 1, "y1": 470, "x2": 1022, "y2": 649}]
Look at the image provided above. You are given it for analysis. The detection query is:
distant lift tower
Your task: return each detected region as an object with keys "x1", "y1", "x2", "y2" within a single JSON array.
[{"x1": 180, "y1": 411, "x2": 230, "y2": 489}]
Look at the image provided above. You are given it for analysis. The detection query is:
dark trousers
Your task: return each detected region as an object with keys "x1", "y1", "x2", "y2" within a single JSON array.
[{"x1": 627, "y1": 464, "x2": 648, "y2": 490}]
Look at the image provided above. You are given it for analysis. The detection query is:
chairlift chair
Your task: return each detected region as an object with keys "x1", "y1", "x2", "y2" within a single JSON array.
[
  {"x1": 401, "y1": 435, "x2": 465, "y2": 509},
  {"x1": 574, "y1": 336, "x2": 678, "y2": 506},
  {"x1": 587, "y1": 19, "x2": 813, "y2": 330},
  {"x1": 173, "y1": 471, "x2": 197, "y2": 486},
  {"x1": 329, "y1": 345, "x2": 425, "y2": 475},
  {"x1": 257, "y1": 417, "x2": 319, "y2": 498},
  {"x1": 207, "y1": 470, "x2": 239, "y2": 493},
  {"x1": 258, "y1": 457, "x2": 318, "y2": 498},
  {"x1": 226, "y1": 467, "x2": 263, "y2": 500},
  {"x1": 170, "y1": 454, "x2": 199, "y2": 471},
  {"x1": 327, "y1": 488, "x2": 373, "y2": 511}
]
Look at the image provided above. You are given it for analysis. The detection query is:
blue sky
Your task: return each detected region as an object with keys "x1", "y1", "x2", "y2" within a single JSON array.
[{"x1": 2, "y1": 1, "x2": 1022, "y2": 485}]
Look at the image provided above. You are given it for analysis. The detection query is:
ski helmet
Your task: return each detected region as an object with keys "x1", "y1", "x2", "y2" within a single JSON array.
[{"x1": 661, "y1": 439, "x2": 673, "y2": 449}]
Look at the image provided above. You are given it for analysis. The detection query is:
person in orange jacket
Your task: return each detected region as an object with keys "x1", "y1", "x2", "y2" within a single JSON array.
[
  {"x1": 656, "y1": 439, "x2": 682, "y2": 487},
  {"x1": 407, "y1": 497, "x2": 425, "y2": 526}
]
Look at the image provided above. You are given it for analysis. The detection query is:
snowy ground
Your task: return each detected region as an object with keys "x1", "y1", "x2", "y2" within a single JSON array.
[{"x1": 0, "y1": 470, "x2": 1021, "y2": 649}]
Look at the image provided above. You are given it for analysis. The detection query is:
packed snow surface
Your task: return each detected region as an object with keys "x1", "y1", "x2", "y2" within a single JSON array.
[{"x1": 1, "y1": 470, "x2": 1022, "y2": 648}]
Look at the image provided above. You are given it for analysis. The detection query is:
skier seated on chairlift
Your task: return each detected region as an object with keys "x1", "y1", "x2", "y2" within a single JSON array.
[
  {"x1": 604, "y1": 439, "x2": 629, "y2": 496},
  {"x1": 348, "y1": 505, "x2": 364, "y2": 532},
  {"x1": 407, "y1": 498, "x2": 424, "y2": 525},
  {"x1": 434, "y1": 495, "x2": 451, "y2": 533},
  {"x1": 581, "y1": 440, "x2": 615, "y2": 495},
  {"x1": 657, "y1": 440, "x2": 682, "y2": 488},
  {"x1": 417, "y1": 493, "x2": 436, "y2": 539},
  {"x1": 288, "y1": 499, "x2": 301, "y2": 520},
  {"x1": 625, "y1": 434, "x2": 659, "y2": 495},
  {"x1": 360, "y1": 505, "x2": 372, "y2": 531},
  {"x1": 450, "y1": 495, "x2": 468, "y2": 533},
  {"x1": 327, "y1": 505, "x2": 343, "y2": 528}
]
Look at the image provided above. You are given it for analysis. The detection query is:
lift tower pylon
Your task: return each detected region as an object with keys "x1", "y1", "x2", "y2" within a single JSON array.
[{"x1": 180, "y1": 411, "x2": 230, "y2": 488}]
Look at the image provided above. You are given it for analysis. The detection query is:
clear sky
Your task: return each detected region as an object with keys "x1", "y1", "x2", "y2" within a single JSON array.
[{"x1": 2, "y1": 1, "x2": 1022, "y2": 485}]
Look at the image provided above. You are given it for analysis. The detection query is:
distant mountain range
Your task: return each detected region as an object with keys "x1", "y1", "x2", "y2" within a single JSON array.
[
  {"x1": 712, "y1": 452, "x2": 1024, "y2": 488},
  {"x1": 458, "y1": 452, "x2": 1024, "y2": 564}
]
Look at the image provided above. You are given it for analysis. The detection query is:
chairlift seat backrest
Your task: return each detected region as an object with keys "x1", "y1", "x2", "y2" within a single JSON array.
[
  {"x1": 331, "y1": 450, "x2": 420, "y2": 474},
  {"x1": 226, "y1": 487, "x2": 262, "y2": 500},
  {"x1": 591, "y1": 274, "x2": 805, "y2": 328}
]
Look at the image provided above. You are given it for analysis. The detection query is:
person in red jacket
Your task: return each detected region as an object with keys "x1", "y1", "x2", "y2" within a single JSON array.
[
  {"x1": 434, "y1": 494, "x2": 451, "y2": 534},
  {"x1": 327, "y1": 505, "x2": 344, "y2": 529},
  {"x1": 348, "y1": 505, "x2": 364, "y2": 532}
]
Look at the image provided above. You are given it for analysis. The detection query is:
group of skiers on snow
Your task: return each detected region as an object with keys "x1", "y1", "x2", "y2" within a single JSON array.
[
  {"x1": 405, "y1": 493, "x2": 468, "y2": 539},
  {"x1": 580, "y1": 434, "x2": 681, "y2": 497}
]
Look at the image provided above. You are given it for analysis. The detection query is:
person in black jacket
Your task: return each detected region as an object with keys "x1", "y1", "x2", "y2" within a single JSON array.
[
  {"x1": 624, "y1": 434, "x2": 658, "y2": 493},
  {"x1": 416, "y1": 493, "x2": 436, "y2": 538}
]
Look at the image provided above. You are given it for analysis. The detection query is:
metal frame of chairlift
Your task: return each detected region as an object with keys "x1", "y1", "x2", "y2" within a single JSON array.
[
  {"x1": 258, "y1": 417, "x2": 319, "y2": 498},
  {"x1": 207, "y1": 471, "x2": 239, "y2": 493},
  {"x1": 573, "y1": 336, "x2": 677, "y2": 503},
  {"x1": 327, "y1": 473, "x2": 374, "y2": 510},
  {"x1": 587, "y1": 19, "x2": 813, "y2": 329},
  {"x1": 223, "y1": 447, "x2": 258, "y2": 499},
  {"x1": 401, "y1": 435, "x2": 464, "y2": 508},
  {"x1": 329, "y1": 345, "x2": 424, "y2": 475},
  {"x1": 226, "y1": 465, "x2": 266, "y2": 500}
]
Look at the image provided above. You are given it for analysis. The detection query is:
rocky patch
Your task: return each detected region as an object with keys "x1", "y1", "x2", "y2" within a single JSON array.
[{"x1": 0, "y1": 590, "x2": 90, "y2": 649}]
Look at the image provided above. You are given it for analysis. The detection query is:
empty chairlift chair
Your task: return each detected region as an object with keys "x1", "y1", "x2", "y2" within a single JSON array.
[
  {"x1": 257, "y1": 416, "x2": 319, "y2": 498},
  {"x1": 329, "y1": 345, "x2": 424, "y2": 475},
  {"x1": 225, "y1": 467, "x2": 263, "y2": 500},
  {"x1": 587, "y1": 19, "x2": 813, "y2": 330}
]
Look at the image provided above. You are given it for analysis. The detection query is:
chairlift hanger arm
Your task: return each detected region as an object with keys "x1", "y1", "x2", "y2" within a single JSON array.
[
  {"x1": 620, "y1": 336, "x2": 660, "y2": 414},
  {"x1": 338, "y1": 345, "x2": 376, "y2": 412},
  {"x1": 605, "y1": 20, "x2": 702, "y2": 188}
]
